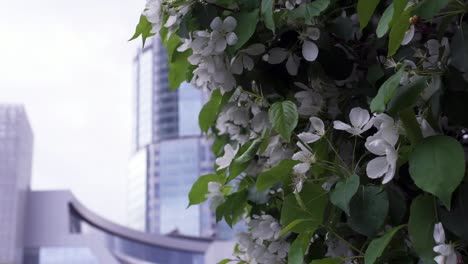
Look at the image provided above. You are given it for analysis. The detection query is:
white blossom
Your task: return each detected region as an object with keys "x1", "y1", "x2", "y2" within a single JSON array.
[
  {"x1": 423, "y1": 38, "x2": 450, "y2": 69},
  {"x1": 433, "y1": 222, "x2": 458, "y2": 264},
  {"x1": 250, "y1": 215, "x2": 282, "y2": 241},
  {"x1": 301, "y1": 28, "x2": 320, "y2": 62},
  {"x1": 231, "y1": 44, "x2": 266, "y2": 75},
  {"x1": 216, "y1": 144, "x2": 239, "y2": 170},
  {"x1": 235, "y1": 215, "x2": 289, "y2": 264},
  {"x1": 365, "y1": 114, "x2": 399, "y2": 184},
  {"x1": 284, "y1": 0, "x2": 305, "y2": 10},
  {"x1": 267, "y1": 48, "x2": 301, "y2": 76},
  {"x1": 297, "y1": 117, "x2": 326, "y2": 144},
  {"x1": 164, "y1": 3, "x2": 192, "y2": 32},
  {"x1": 417, "y1": 117, "x2": 437, "y2": 138},
  {"x1": 184, "y1": 17, "x2": 239, "y2": 92},
  {"x1": 209, "y1": 16, "x2": 238, "y2": 54},
  {"x1": 264, "y1": 135, "x2": 294, "y2": 166},
  {"x1": 205, "y1": 182, "x2": 224, "y2": 210},
  {"x1": 401, "y1": 24, "x2": 415, "y2": 45},
  {"x1": 143, "y1": 0, "x2": 162, "y2": 33},
  {"x1": 333, "y1": 107, "x2": 374, "y2": 136},
  {"x1": 294, "y1": 82, "x2": 324, "y2": 116},
  {"x1": 292, "y1": 173, "x2": 306, "y2": 193},
  {"x1": 292, "y1": 142, "x2": 316, "y2": 175}
]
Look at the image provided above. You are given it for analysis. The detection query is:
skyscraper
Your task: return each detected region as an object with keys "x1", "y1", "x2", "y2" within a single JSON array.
[
  {"x1": 0, "y1": 104, "x2": 34, "y2": 263},
  {"x1": 129, "y1": 37, "x2": 216, "y2": 237}
]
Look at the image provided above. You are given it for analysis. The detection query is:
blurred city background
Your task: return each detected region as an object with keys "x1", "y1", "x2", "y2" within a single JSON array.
[{"x1": 0, "y1": 0, "x2": 235, "y2": 263}]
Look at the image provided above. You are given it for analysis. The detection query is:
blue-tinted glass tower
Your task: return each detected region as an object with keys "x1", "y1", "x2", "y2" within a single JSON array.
[{"x1": 129, "y1": 37, "x2": 219, "y2": 238}]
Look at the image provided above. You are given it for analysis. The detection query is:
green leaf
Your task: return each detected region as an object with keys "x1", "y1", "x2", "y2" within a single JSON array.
[
  {"x1": 288, "y1": 0, "x2": 330, "y2": 22},
  {"x1": 387, "y1": 77, "x2": 430, "y2": 116},
  {"x1": 440, "y1": 183, "x2": 468, "y2": 241},
  {"x1": 409, "y1": 135, "x2": 466, "y2": 208},
  {"x1": 330, "y1": 174, "x2": 360, "y2": 215},
  {"x1": 217, "y1": 259, "x2": 232, "y2": 264},
  {"x1": 367, "y1": 64, "x2": 385, "y2": 87},
  {"x1": 228, "y1": 139, "x2": 263, "y2": 182},
  {"x1": 236, "y1": 138, "x2": 263, "y2": 164},
  {"x1": 357, "y1": 0, "x2": 381, "y2": 30},
  {"x1": 370, "y1": 66, "x2": 406, "y2": 113},
  {"x1": 348, "y1": 186, "x2": 389, "y2": 237},
  {"x1": 222, "y1": 190, "x2": 248, "y2": 226},
  {"x1": 256, "y1": 159, "x2": 300, "y2": 191},
  {"x1": 129, "y1": 15, "x2": 155, "y2": 46},
  {"x1": 168, "y1": 50, "x2": 191, "y2": 90},
  {"x1": 376, "y1": 3, "x2": 394, "y2": 38},
  {"x1": 279, "y1": 219, "x2": 308, "y2": 237},
  {"x1": 261, "y1": 0, "x2": 275, "y2": 33},
  {"x1": 188, "y1": 174, "x2": 224, "y2": 206},
  {"x1": 269, "y1": 101, "x2": 299, "y2": 142},
  {"x1": 310, "y1": 259, "x2": 342, "y2": 264},
  {"x1": 408, "y1": 195, "x2": 437, "y2": 264},
  {"x1": 451, "y1": 24, "x2": 468, "y2": 73},
  {"x1": 364, "y1": 225, "x2": 405, "y2": 264},
  {"x1": 199, "y1": 89, "x2": 223, "y2": 132},
  {"x1": 399, "y1": 108, "x2": 423, "y2": 145},
  {"x1": 165, "y1": 32, "x2": 181, "y2": 63},
  {"x1": 414, "y1": 0, "x2": 449, "y2": 20},
  {"x1": 231, "y1": 9, "x2": 259, "y2": 52},
  {"x1": 281, "y1": 183, "x2": 327, "y2": 233},
  {"x1": 388, "y1": 5, "x2": 414, "y2": 57},
  {"x1": 289, "y1": 232, "x2": 313, "y2": 264},
  {"x1": 386, "y1": 184, "x2": 407, "y2": 225},
  {"x1": 330, "y1": 16, "x2": 354, "y2": 41}
]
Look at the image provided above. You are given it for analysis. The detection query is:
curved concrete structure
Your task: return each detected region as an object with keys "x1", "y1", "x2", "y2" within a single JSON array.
[{"x1": 23, "y1": 190, "x2": 234, "y2": 264}]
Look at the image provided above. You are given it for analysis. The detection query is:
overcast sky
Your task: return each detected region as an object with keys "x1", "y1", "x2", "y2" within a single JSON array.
[{"x1": 0, "y1": 0, "x2": 145, "y2": 224}]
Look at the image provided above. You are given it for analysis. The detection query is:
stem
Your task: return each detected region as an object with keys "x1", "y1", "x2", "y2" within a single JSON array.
[
  {"x1": 326, "y1": 138, "x2": 352, "y2": 176},
  {"x1": 203, "y1": 1, "x2": 238, "y2": 12},
  {"x1": 352, "y1": 136, "x2": 357, "y2": 170}
]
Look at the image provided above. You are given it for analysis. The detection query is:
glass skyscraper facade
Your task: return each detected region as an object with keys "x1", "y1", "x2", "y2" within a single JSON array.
[
  {"x1": 0, "y1": 105, "x2": 34, "y2": 264},
  {"x1": 129, "y1": 37, "x2": 218, "y2": 237}
]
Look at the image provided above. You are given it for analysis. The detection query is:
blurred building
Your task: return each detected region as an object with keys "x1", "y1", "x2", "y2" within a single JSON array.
[
  {"x1": 0, "y1": 105, "x2": 34, "y2": 263},
  {"x1": 23, "y1": 190, "x2": 234, "y2": 264},
  {"x1": 0, "y1": 103, "x2": 234, "y2": 263},
  {"x1": 129, "y1": 37, "x2": 219, "y2": 237}
]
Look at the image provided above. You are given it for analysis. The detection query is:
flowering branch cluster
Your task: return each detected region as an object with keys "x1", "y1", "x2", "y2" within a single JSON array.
[{"x1": 131, "y1": 0, "x2": 468, "y2": 263}]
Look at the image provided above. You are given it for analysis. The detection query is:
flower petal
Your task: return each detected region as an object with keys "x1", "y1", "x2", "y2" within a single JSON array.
[
  {"x1": 349, "y1": 107, "x2": 370, "y2": 129},
  {"x1": 231, "y1": 56, "x2": 243, "y2": 75},
  {"x1": 223, "y1": 16, "x2": 237, "y2": 32},
  {"x1": 366, "y1": 156, "x2": 390, "y2": 179},
  {"x1": 333, "y1": 121, "x2": 352, "y2": 131},
  {"x1": 293, "y1": 162, "x2": 310, "y2": 174},
  {"x1": 302, "y1": 40, "x2": 319, "y2": 62},
  {"x1": 164, "y1": 15, "x2": 178, "y2": 27},
  {"x1": 298, "y1": 132, "x2": 321, "y2": 144},
  {"x1": 310, "y1": 117, "x2": 325, "y2": 136},
  {"x1": 401, "y1": 24, "x2": 415, "y2": 46},
  {"x1": 286, "y1": 54, "x2": 300, "y2": 75},
  {"x1": 243, "y1": 55, "x2": 254, "y2": 71},
  {"x1": 226, "y1": 32, "x2": 238, "y2": 46},
  {"x1": 268, "y1": 48, "x2": 289, "y2": 64},
  {"x1": 434, "y1": 244, "x2": 453, "y2": 256},
  {"x1": 365, "y1": 138, "x2": 388, "y2": 156},
  {"x1": 434, "y1": 255, "x2": 445, "y2": 264},
  {"x1": 433, "y1": 222, "x2": 446, "y2": 245},
  {"x1": 243, "y1": 44, "x2": 265, "y2": 55},
  {"x1": 210, "y1": 17, "x2": 223, "y2": 31}
]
